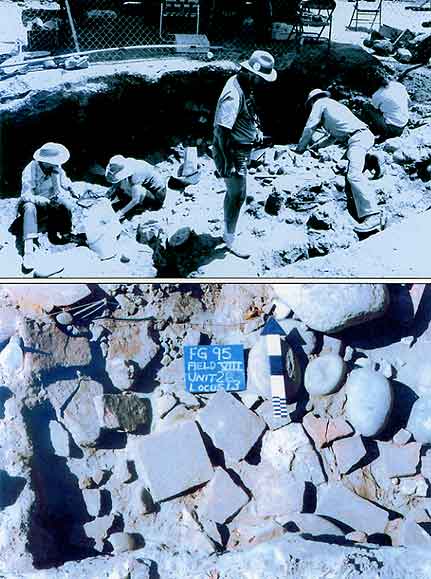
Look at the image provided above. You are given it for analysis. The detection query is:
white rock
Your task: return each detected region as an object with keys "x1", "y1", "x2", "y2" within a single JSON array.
[
  {"x1": 82, "y1": 489, "x2": 102, "y2": 518},
  {"x1": 272, "y1": 284, "x2": 389, "y2": 333},
  {"x1": 304, "y1": 353, "x2": 346, "y2": 396},
  {"x1": 108, "y1": 532, "x2": 144, "y2": 553},
  {"x1": 408, "y1": 397, "x2": 431, "y2": 443},
  {"x1": 48, "y1": 420, "x2": 70, "y2": 457},
  {"x1": 273, "y1": 299, "x2": 292, "y2": 320},
  {"x1": 345, "y1": 368, "x2": 393, "y2": 437},
  {"x1": 0, "y1": 336, "x2": 24, "y2": 374}
]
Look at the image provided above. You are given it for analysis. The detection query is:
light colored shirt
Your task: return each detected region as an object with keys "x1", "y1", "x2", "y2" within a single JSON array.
[
  {"x1": 298, "y1": 97, "x2": 367, "y2": 151},
  {"x1": 21, "y1": 160, "x2": 72, "y2": 199},
  {"x1": 372, "y1": 81, "x2": 409, "y2": 128},
  {"x1": 115, "y1": 158, "x2": 165, "y2": 200},
  {"x1": 214, "y1": 75, "x2": 257, "y2": 145}
]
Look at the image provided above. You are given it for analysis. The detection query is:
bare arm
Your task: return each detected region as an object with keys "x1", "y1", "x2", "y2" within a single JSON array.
[
  {"x1": 214, "y1": 124, "x2": 234, "y2": 176},
  {"x1": 116, "y1": 184, "x2": 143, "y2": 220},
  {"x1": 297, "y1": 101, "x2": 324, "y2": 154}
]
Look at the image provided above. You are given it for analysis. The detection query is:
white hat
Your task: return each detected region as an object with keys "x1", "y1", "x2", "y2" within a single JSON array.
[
  {"x1": 305, "y1": 89, "x2": 331, "y2": 106},
  {"x1": 33, "y1": 142, "x2": 70, "y2": 165},
  {"x1": 105, "y1": 155, "x2": 134, "y2": 183},
  {"x1": 240, "y1": 50, "x2": 277, "y2": 82}
]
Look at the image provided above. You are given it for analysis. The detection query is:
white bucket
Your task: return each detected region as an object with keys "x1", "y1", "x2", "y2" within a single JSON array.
[{"x1": 85, "y1": 200, "x2": 121, "y2": 260}]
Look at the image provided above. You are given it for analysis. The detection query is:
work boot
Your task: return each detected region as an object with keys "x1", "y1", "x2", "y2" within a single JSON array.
[{"x1": 353, "y1": 212, "x2": 383, "y2": 234}]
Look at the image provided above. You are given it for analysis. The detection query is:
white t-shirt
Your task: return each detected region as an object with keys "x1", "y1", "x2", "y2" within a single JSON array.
[{"x1": 372, "y1": 81, "x2": 409, "y2": 128}]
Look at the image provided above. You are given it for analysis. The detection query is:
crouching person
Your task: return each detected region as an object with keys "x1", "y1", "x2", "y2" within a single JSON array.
[
  {"x1": 11, "y1": 142, "x2": 77, "y2": 271},
  {"x1": 105, "y1": 155, "x2": 167, "y2": 220}
]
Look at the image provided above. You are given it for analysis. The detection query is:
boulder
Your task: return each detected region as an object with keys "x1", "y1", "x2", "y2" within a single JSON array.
[
  {"x1": 345, "y1": 368, "x2": 393, "y2": 437},
  {"x1": 62, "y1": 379, "x2": 104, "y2": 447},
  {"x1": 316, "y1": 483, "x2": 389, "y2": 535},
  {"x1": 197, "y1": 468, "x2": 249, "y2": 524},
  {"x1": 304, "y1": 353, "x2": 346, "y2": 396},
  {"x1": 197, "y1": 391, "x2": 266, "y2": 464},
  {"x1": 94, "y1": 393, "x2": 151, "y2": 432},
  {"x1": 0, "y1": 337, "x2": 24, "y2": 376},
  {"x1": 272, "y1": 284, "x2": 389, "y2": 333},
  {"x1": 408, "y1": 397, "x2": 431, "y2": 443},
  {"x1": 132, "y1": 421, "x2": 213, "y2": 502},
  {"x1": 1, "y1": 284, "x2": 91, "y2": 314},
  {"x1": 372, "y1": 39, "x2": 394, "y2": 56}
]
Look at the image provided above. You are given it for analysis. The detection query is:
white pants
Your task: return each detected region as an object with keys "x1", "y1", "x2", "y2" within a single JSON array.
[{"x1": 346, "y1": 128, "x2": 379, "y2": 220}]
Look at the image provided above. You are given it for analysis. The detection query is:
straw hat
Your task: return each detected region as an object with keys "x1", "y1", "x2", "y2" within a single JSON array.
[
  {"x1": 240, "y1": 50, "x2": 277, "y2": 82},
  {"x1": 305, "y1": 89, "x2": 331, "y2": 106},
  {"x1": 33, "y1": 142, "x2": 70, "y2": 166},
  {"x1": 105, "y1": 155, "x2": 135, "y2": 183}
]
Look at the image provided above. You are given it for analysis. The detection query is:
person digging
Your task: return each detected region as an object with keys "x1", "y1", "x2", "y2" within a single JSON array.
[
  {"x1": 10, "y1": 142, "x2": 80, "y2": 273},
  {"x1": 105, "y1": 155, "x2": 167, "y2": 221},
  {"x1": 296, "y1": 89, "x2": 384, "y2": 234},
  {"x1": 213, "y1": 50, "x2": 277, "y2": 257}
]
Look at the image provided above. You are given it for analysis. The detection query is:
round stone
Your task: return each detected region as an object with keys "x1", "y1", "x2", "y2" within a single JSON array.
[
  {"x1": 304, "y1": 354, "x2": 346, "y2": 396},
  {"x1": 345, "y1": 368, "x2": 393, "y2": 437},
  {"x1": 56, "y1": 311, "x2": 73, "y2": 325},
  {"x1": 407, "y1": 397, "x2": 431, "y2": 443}
]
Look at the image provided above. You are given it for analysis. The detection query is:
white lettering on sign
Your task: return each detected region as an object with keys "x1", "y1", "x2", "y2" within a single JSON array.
[{"x1": 184, "y1": 345, "x2": 246, "y2": 393}]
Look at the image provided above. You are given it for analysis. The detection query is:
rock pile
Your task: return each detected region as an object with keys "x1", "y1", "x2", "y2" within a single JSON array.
[{"x1": 2, "y1": 283, "x2": 431, "y2": 577}]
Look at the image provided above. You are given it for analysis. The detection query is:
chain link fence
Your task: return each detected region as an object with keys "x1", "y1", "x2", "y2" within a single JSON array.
[{"x1": 9, "y1": 0, "x2": 431, "y2": 66}]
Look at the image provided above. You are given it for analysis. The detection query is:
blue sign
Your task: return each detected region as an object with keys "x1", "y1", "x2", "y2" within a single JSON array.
[{"x1": 183, "y1": 345, "x2": 246, "y2": 393}]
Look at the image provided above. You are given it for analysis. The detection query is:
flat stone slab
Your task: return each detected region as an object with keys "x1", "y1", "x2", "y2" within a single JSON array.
[
  {"x1": 197, "y1": 390, "x2": 266, "y2": 464},
  {"x1": 316, "y1": 483, "x2": 389, "y2": 535},
  {"x1": 134, "y1": 421, "x2": 213, "y2": 502},
  {"x1": 378, "y1": 441, "x2": 421, "y2": 478},
  {"x1": 197, "y1": 467, "x2": 249, "y2": 524},
  {"x1": 253, "y1": 470, "x2": 305, "y2": 518},
  {"x1": 62, "y1": 379, "x2": 103, "y2": 447}
]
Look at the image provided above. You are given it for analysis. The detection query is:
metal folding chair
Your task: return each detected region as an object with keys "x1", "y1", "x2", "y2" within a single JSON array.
[
  {"x1": 287, "y1": 0, "x2": 335, "y2": 49},
  {"x1": 159, "y1": 0, "x2": 200, "y2": 37},
  {"x1": 348, "y1": 0, "x2": 383, "y2": 31}
]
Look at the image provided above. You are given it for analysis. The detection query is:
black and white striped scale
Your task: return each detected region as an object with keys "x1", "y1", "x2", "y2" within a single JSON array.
[{"x1": 261, "y1": 316, "x2": 289, "y2": 418}]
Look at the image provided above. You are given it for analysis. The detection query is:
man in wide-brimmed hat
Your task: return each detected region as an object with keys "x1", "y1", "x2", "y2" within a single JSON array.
[
  {"x1": 213, "y1": 50, "x2": 277, "y2": 256},
  {"x1": 105, "y1": 155, "x2": 167, "y2": 221},
  {"x1": 11, "y1": 142, "x2": 78, "y2": 271},
  {"x1": 296, "y1": 89, "x2": 383, "y2": 234}
]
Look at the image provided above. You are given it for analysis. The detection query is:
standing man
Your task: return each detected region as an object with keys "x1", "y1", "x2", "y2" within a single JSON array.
[
  {"x1": 213, "y1": 50, "x2": 277, "y2": 255},
  {"x1": 12, "y1": 142, "x2": 77, "y2": 271},
  {"x1": 296, "y1": 89, "x2": 382, "y2": 234},
  {"x1": 105, "y1": 155, "x2": 167, "y2": 221}
]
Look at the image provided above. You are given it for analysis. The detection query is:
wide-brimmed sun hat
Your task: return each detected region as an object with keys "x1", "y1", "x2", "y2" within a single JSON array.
[
  {"x1": 240, "y1": 50, "x2": 277, "y2": 82},
  {"x1": 305, "y1": 88, "x2": 331, "y2": 106},
  {"x1": 33, "y1": 142, "x2": 70, "y2": 166},
  {"x1": 105, "y1": 155, "x2": 135, "y2": 183}
]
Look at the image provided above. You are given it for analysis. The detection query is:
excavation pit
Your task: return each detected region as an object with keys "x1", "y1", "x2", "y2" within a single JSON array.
[{"x1": 0, "y1": 45, "x2": 430, "y2": 277}]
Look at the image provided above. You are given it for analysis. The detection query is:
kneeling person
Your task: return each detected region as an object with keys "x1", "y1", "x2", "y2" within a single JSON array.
[
  {"x1": 15, "y1": 142, "x2": 76, "y2": 270},
  {"x1": 105, "y1": 155, "x2": 167, "y2": 220}
]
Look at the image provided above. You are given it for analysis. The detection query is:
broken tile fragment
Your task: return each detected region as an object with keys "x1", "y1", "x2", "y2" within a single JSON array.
[
  {"x1": 253, "y1": 471, "x2": 305, "y2": 518},
  {"x1": 48, "y1": 420, "x2": 71, "y2": 457}
]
